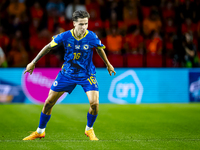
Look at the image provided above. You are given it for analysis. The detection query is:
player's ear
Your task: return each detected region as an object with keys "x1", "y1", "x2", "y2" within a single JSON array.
[{"x1": 73, "y1": 21, "x2": 76, "y2": 27}]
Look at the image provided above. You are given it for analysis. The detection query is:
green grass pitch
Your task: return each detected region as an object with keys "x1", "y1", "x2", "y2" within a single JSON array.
[{"x1": 0, "y1": 103, "x2": 200, "y2": 150}]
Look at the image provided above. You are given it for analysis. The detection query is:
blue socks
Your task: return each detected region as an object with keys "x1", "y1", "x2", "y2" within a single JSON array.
[
  {"x1": 87, "y1": 112, "x2": 97, "y2": 127},
  {"x1": 38, "y1": 112, "x2": 51, "y2": 129},
  {"x1": 38, "y1": 112, "x2": 97, "y2": 130}
]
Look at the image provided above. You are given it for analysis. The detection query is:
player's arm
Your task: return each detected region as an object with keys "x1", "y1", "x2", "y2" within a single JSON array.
[
  {"x1": 185, "y1": 47, "x2": 195, "y2": 57},
  {"x1": 24, "y1": 43, "x2": 52, "y2": 75},
  {"x1": 96, "y1": 48, "x2": 116, "y2": 76}
]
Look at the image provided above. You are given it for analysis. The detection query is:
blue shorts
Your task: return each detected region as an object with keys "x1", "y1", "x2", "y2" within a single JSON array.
[{"x1": 51, "y1": 71, "x2": 99, "y2": 94}]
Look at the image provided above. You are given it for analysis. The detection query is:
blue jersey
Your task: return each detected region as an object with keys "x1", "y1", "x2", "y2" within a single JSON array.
[{"x1": 50, "y1": 29, "x2": 105, "y2": 79}]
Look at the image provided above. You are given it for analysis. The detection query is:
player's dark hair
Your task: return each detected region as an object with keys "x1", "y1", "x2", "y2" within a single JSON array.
[{"x1": 72, "y1": 10, "x2": 90, "y2": 21}]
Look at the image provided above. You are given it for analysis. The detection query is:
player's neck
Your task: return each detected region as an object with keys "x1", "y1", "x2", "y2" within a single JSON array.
[{"x1": 73, "y1": 29, "x2": 85, "y2": 39}]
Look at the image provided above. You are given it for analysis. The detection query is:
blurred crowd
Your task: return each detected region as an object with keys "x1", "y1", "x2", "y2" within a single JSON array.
[{"x1": 0, "y1": 0, "x2": 200, "y2": 68}]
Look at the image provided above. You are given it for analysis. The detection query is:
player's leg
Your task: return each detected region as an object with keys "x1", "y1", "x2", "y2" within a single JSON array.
[
  {"x1": 36, "y1": 90, "x2": 65, "y2": 133},
  {"x1": 36, "y1": 72, "x2": 76, "y2": 135},
  {"x1": 23, "y1": 90, "x2": 64, "y2": 140},
  {"x1": 85, "y1": 90, "x2": 99, "y2": 140}
]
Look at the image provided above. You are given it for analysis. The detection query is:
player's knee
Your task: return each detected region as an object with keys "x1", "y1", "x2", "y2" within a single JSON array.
[
  {"x1": 90, "y1": 101, "x2": 99, "y2": 110},
  {"x1": 44, "y1": 99, "x2": 55, "y2": 109},
  {"x1": 45, "y1": 101, "x2": 53, "y2": 108}
]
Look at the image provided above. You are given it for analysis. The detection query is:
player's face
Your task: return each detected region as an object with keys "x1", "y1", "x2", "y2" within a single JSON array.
[{"x1": 73, "y1": 18, "x2": 88, "y2": 35}]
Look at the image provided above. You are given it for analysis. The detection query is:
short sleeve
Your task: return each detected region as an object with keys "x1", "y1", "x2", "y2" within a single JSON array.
[
  {"x1": 90, "y1": 33, "x2": 105, "y2": 49},
  {"x1": 50, "y1": 33, "x2": 64, "y2": 48}
]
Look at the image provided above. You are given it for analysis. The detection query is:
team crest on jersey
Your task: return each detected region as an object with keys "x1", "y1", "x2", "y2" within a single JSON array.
[
  {"x1": 83, "y1": 44, "x2": 89, "y2": 50},
  {"x1": 53, "y1": 81, "x2": 58, "y2": 86},
  {"x1": 75, "y1": 45, "x2": 80, "y2": 49}
]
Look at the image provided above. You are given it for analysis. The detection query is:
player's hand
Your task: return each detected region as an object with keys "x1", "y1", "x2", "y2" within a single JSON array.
[
  {"x1": 24, "y1": 62, "x2": 35, "y2": 75},
  {"x1": 107, "y1": 64, "x2": 116, "y2": 76}
]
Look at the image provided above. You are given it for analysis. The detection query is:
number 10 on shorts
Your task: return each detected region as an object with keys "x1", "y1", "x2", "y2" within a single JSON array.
[{"x1": 87, "y1": 76, "x2": 97, "y2": 85}]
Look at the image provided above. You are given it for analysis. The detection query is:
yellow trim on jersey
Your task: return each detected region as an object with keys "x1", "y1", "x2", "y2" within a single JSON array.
[
  {"x1": 50, "y1": 40, "x2": 58, "y2": 47},
  {"x1": 70, "y1": 29, "x2": 89, "y2": 41},
  {"x1": 61, "y1": 64, "x2": 65, "y2": 70},
  {"x1": 97, "y1": 45, "x2": 106, "y2": 49}
]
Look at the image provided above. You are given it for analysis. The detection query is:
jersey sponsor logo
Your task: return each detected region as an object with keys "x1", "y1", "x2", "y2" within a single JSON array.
[
  {"x1": 67, "y1": 43, "x2": 71, "y2": 47},
  {"x1": 108, "y1": 70, "x2": 143, "y2": 104},
  {"x1": 75, "y1": 45, "x2": 80, "y2": 49},
  {"x1": 53, "y1": 81, "x2": 58, "y2": 86},
  {"x1": 83, "y1": 44, "x2": 89, "y2": 50}
]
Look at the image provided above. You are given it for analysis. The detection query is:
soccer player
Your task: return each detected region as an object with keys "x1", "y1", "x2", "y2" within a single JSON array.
[{"x1": 23, "y1": 10, "x2": 116, "y2": 141}]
